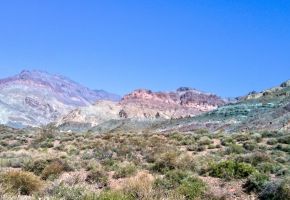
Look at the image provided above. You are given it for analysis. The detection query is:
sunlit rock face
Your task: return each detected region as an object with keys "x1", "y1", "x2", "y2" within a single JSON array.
[
  {"x1": 0, "y1": 70, "x2": 120, "y2": 127},
  {"x1": 119, "y1": 87, "x2": 225, "y2": 119}
]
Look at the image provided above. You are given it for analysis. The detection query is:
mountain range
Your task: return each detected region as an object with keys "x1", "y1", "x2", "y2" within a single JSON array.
[{"x1": 0, "y1": 70, "x2": 289, "y2": 133}]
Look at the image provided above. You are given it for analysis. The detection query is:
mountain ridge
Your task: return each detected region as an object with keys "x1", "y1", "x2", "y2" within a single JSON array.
[{"x1": 0, "y1": 70, "x2": 120, "y2": 127}]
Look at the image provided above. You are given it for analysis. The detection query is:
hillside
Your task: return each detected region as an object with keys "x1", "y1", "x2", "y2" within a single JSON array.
[
  {"x1": 0, "y1": 70, "x2": 120, "y2": 127},
  {"x1": 156, "y1": 80, "x2": 290, "y2": 133},
  {"x1": 56, "y1": 87, "x2": 225, "y2": 131}
]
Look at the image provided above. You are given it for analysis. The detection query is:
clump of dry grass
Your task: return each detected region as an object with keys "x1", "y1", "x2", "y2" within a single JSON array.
[
  {"x1": 0, "y1": 170, "x2": 44, "y2": 195},
  {"x1": 121, "y1": 171, "x2": 155, "y2": 200}
]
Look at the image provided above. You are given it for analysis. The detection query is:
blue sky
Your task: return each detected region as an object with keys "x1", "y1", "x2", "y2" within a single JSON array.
[{"x1": 0, "y1": 0, "x2": 289, "y2": 97}]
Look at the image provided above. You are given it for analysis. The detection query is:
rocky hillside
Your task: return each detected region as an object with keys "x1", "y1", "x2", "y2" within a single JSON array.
[
  {"x1": 56, "y1": 87, "x2": 225, "y2": 131},
  {"x1": 0, "y1": 70, "x2": 120, "y2": 127},
  {"x1": 157, "y1": 80, "x2": 290, "y2": 133},
  {"x1": 120, "y1": 88, "x2": 225, "y2": 118}
]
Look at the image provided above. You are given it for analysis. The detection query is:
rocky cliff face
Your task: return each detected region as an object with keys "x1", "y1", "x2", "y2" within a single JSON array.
[{"x1": 0, "y1": 70, "x2": 120, "y2": 127}]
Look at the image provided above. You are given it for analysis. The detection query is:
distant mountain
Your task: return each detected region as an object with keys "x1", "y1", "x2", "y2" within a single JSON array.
[
  {"x1": 56, "y1": 87, "x2": 225, "y2": 131},
  {"x1": 157, "y1": 80, "x2": 290, "y2": 133},
  {"x1": 0, "y1": 70, "x2": 120, "y2": 127},
  {"x1": 120, "y1": 87, "x2": 225, "y2": 118}
]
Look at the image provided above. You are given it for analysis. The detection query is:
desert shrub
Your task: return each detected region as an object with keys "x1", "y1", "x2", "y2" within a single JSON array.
[
  {"x1": 198, "y1": 136, "x2": 212, "y2": 146},
  {"x1": 122, "y1": 171, "x2": 155, "y2": 200},
  {"x1": 30, "y1": 129, "x2": 55, "y2": 148},
  {"x1": 208, "y1": 144, "x2": 216, "y2": 149},
  {"x1": 251, "y1": 133, "x2": 262, "y2": 143},
  {"x1": 276, "y1": 144, "x2": 290, "y2": 153},
  {"x1": 276, "y1": 156, "x2": 287, "y2": 164},
  {"x1": 101, "y1": 158, "x2": 118, "y2": 171},
  {"x1": 243, "y1": 172, "x2": 269, "y2": 192},
  {"x1": 176, "y1": 153, "x2": 195, "y2": 171},
  {"x1": 39, "y1": 140, "x2": 54, "y2": 148},
  {"x1": 209, "y1": 160, "x2": 256, "y2": 179},
  {"x1": 41, "y1": 159, "x2": 72, "y2": 180},
  {"x1": 187, "y1": 145, "x2": 198, "y2": 151},
  {"x1": 23, "y1": 158, "x2": 50, "y2": 175},
  {"x1": 113, "y1": 163, "x2": 137, "y2": 179},
  {"x1": 97, "y1": 190, "x2": 133, "y2": 200},
  {"x1": 277, "y1": 135, "x2": 290, "y2": 144},
  {"x1": 259, "y1": 177, "x2": 290, "y2": 200},
  {"x1": 267, "y1": 138, "x2": 278, "y2": 145},
  {"x1": 261, "y1": 131, "x2": 276, "y2": 138},
  {"x1": 256, "y1": 162, "x2": 282, "y2": 174},
  {"x1": 154, "y1": 169, "x2": 190, "y2": 190},
  {"x1": 221, "y1": 137, "x2": 235, "y2": 146},
  {"x1": 86, "y1": 167, "x2": 108, "y2": 188},
  {"x1": 0, "y1": 170, "x2": 43, "y2": 195},
  {"x1": 226, "y1": 144, "x2": 245, "y2": 154},
  {"x1": 50, "y1": 184, "x2": 84, "y2": 200},
  {"x1": 243, "y1": 141, "x2": 258, "y2": 151},
  {"x1": 234, "y1": 133, "x2": 250, "y2": 142},
  {"x1": 151, "y1": 150, "x2": 180, "y2": 173},
  {"x1": 169, "y1": 132, "x2": 185, "y2": 141},
  {"x1": 237, "y1": 152, "x2": 271, "y2": 166},
  {"x1": 177, "y1": 177, "x2": 207, "y2": 200},
  {"x1": 197, "y1": 145, "x2": 206, "y2": 152}
]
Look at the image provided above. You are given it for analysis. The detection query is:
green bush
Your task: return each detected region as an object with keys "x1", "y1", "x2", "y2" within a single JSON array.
[
  {"x1": 277, "y1": 135, "x2": 290, "y2": 144},
  {"x1": 209, "y1": 160, "x2": 256, "y2": 179},
  {"x1": 244, "y1": 172, "x2": 269, "y2": 192},
  {"x1": 177, "y1": 177, "x2": 207, "y2": 199},
  {"x1": 234, "y1": 134, "x2": 250, "y2": 142},
  {"x1": 221, "y1": 137, "x2": 235, "y2": 146},
  {"x1": 198, "y1": 136, "x2": 212, "y2": 146},
  {"x1": 251, "y1": 133, "x2": 262, "y2": 143},
  {"x1": 154, "y1": 169, "x2": 190, "y2": 190},
  {"x1": 51, "y1": 184, "x2": 84, "y2": 200},
  {"x1": 226, "y1": 144, "x2": 245, "y2": 154},
  {"x1": 0, "y1": 170, "x2": 43, "y2": 195},
  {"x1": 267, "y1": 138, "x2": 278, "y2": 145},
  {"x1": 97, "y1": 190, "x2": 133, "y2": 200},
  {"x1": 23, "y1": 158, "x2": 50, "y2": 175},
  {"x1": 243, "y1": 142, "x2": 257, "y2": 151},
  {"x1": 256, "y1": 162, "x2": 282, "y2": 174}
]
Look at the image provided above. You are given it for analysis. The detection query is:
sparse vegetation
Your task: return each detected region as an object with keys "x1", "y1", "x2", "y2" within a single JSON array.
[{"x1": 0, "y1": 126, "x2": 289, "y2": 199}]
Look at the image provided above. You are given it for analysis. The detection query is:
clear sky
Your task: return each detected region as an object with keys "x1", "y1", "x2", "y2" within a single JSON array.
[{"x1": 0, "y1": 0, "x2": 289, "y2": 97}]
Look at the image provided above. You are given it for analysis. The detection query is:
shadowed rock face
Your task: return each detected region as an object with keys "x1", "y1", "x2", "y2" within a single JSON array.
[{"x1": 0, "y1": 70, "x2": 120, "y2": 127}]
